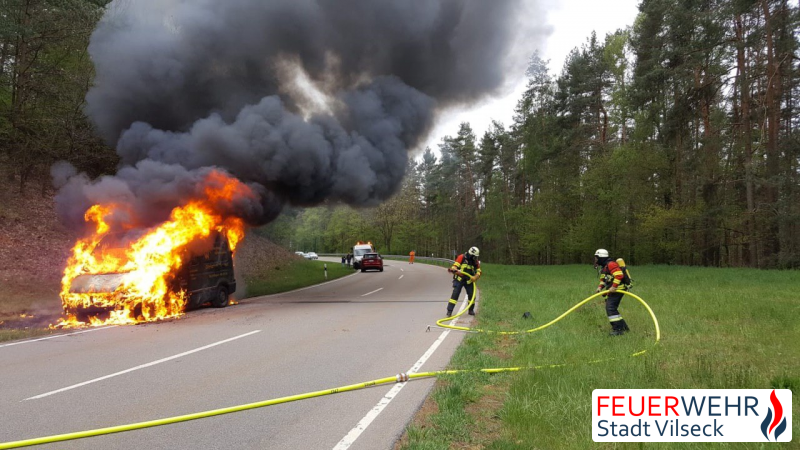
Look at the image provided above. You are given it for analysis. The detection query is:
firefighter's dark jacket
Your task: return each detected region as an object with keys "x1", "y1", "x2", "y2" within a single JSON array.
[
  {"x1": 450, "y1": 254, "x2": 481, "y2": 284},
  {"x1": 598, "y1": 260, "x2": 631, "y2": 290}
]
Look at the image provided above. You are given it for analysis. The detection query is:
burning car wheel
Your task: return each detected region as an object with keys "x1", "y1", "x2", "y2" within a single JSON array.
[
  {"x1": 211, "y1": 286, "x2": 230, "y2": 308},
  {"x1": 133, "y1": 303, "x2": 143, "y2": 319},
  {"x1": 74, "y1": 311, "x2": 92, "y2": 323}
]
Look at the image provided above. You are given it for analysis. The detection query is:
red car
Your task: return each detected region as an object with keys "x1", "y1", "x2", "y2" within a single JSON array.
[{"x1": 360, "y1": 253, "x2": 384, "y2": 272}]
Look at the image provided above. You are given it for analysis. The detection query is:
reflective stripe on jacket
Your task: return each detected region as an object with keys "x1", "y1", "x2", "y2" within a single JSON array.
[
  {"x1": 599, "y1": 260, "x2": 628, "y2": 290},
  {"x1": 450, "y1": 254, "x2": 481, "y2": 282}
]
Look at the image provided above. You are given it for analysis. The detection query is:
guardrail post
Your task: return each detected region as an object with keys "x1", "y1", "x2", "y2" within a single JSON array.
[{"x1": 324, "y1": 263, "x2": 328, "y2": 280}]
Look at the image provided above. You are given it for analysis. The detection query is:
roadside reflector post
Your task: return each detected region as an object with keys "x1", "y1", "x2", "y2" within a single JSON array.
[{"x1": 324, "y1": 263, "x2": 328, "y2": 279}]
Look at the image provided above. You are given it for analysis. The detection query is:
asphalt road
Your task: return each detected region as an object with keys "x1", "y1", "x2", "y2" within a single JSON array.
[{"x1": 0, "y1": 258, "x2": 474, "y2": 450}]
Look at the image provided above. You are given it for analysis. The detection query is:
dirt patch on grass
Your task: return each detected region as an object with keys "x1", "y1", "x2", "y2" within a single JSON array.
[
  {"x1": 446, "y1": 382, "x2": 508, "y2": 449},
  {"x1": 483, "y1": 335, "x2": 516, "y2": 360},
  {"x1": 468, "y1": 383, "x2": 507, "y2": 438},
  {"x1": 393, "y1": 394, "x2": 440, "y2": 450},
  {"x1": 394, "y1": 378, "x2": 511, "y2": 449}
]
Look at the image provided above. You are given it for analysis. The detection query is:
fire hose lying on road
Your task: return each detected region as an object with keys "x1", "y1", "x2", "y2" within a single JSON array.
[{"x1": 0, "y1": 288, "x2": 660, "y2": 449}]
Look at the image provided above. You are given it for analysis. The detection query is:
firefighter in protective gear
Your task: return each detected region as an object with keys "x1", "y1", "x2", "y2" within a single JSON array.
[
  {"x1": 594, "y1": 248, "x2": 631, "y2": 336},
  {"x1": 446, "y1": 246, "x2": 482, "y2": 317}
]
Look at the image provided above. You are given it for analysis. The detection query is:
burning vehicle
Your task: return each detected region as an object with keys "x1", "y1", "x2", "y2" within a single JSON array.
[
  {"x1": 65, "y1": 232, "x2": 236, "y2": 323},
  {"x1": 58, "y1": 171, "x2": 249, "y2": 327}
]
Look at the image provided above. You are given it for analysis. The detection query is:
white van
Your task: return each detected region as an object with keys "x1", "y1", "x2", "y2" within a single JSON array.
[{"x1": 352, "y1": 241, "x2": 375, "y2": 270}]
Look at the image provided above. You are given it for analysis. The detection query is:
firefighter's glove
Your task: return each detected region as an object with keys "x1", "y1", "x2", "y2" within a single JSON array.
[
  {"x1": 595, "y1": 287, "x2": 602, "y2": 294},
  {"x1": 608, "y1": 286, "x2": 617, "y2": 293}
]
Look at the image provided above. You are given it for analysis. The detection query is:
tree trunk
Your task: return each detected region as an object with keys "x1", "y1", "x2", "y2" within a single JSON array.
[
  {"x1": 620, "y1": 74, "x2": 628, "y2": 144},
  {"x1": 735, "y1": 14, "x2": 758, "y2": 267},
  {"x1": 761, "y1": 0, "x2": 782, "y2": 262},
  {"x1": 501, "y1": 189, "x2": 516, "y2": 265},
  {"x1": 0, "y1": 41, "x2": 8, "y2": 79},
  {"x1": 600, "y1": 103, "x2": 608, "y2": 145}
]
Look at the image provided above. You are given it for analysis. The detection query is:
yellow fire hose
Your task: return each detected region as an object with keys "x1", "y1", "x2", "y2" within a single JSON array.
[
  {"x1": 0, "y1": 287, "x2": 659, "y2": 449},
  {"x1": 437, "y1": 288, "x2": 660, "y2": 356}
]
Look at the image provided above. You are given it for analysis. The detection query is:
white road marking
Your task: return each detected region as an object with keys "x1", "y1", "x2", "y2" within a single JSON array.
[
  {"x1": 332, "y1": 297, "x2": 471, "y2": 450},
  {"x1": 398, "y1": 275, "x2": 404, "y2": 280},
  {"x1": 24, "y1": 330, "x2": 261, "y2": 401},
  {"x1": 360, "y1": 288, "x2": 383, "y2": 297},
  {"x1": 0, "y1": 326, "x2": 117, "y2": 349},
  {"x1": 400, "y1": 268, "x2": 404, "y2": 272}
]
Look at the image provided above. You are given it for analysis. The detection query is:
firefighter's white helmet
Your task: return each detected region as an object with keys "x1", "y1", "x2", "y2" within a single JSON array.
[
  {"x1": 467, "y1": 246, "x2": 480, "y2": 257},
  {"x1": 594, "y1": 248, "x2": 609, "y2": 258}
]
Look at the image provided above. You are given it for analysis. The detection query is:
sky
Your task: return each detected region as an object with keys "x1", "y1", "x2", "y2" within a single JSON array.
[{"x1": 420, "y1": 0, "x2": 641, "y2": 155}]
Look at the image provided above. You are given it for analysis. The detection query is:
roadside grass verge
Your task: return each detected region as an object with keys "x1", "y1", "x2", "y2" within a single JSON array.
[
  {"x1": 0, "y1": 313, "x2": 64, "y2": 344},
  {"x1": 0, "y1": 328, "x2": 54, "y2": 344},
  {"x1": 243, "y1": 259, "x2": 353, "y2": 297},
  {"x1": 400, "y1": 264, "x2": 800, "y2": 449},
  {"x1": 383, "y1": 256, "x2": 453, "y2": 268}
]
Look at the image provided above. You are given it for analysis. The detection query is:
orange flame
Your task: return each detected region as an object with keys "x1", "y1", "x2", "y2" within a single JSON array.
[{"x1": 58, "y1": 171, "x2": 252, "y2": 328}]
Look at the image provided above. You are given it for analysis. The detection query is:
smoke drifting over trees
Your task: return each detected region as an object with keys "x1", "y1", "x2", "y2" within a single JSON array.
[{"x1": 55, "y1": 0, "x2": 544, "y2": 232}]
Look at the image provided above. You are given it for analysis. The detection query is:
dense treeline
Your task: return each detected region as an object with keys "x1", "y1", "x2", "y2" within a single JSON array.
[
  {"x1": 0, "y1": 0, "x2": 114, "y2": 193},
  {"x1": 265, "y1": 0, "x2": 800, "y2": 268},
  {"x1": 1, "y1": 0, "x2": 798, "y2": 267}
]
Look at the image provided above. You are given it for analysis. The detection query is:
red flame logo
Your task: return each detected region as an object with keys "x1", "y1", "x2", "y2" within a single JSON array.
[{"x1": 760, "y1": 390, "x2": 787, "y2": 441}]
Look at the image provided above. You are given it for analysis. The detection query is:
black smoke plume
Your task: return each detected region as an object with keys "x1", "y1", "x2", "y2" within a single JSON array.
[{"x1": 57, "y1": 0, "x2": 544, "y2": 232}]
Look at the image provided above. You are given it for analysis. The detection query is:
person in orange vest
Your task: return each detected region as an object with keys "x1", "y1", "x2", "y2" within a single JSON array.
[
  {"x1": 446, "y1": 247, "x2": 481, "y2": 317},
  {"x1": 594, "y1": 248, "x2": 631, "y2": 336},
  {"x1": 409, "y1": 250, "x2": 415, "y2": 264}
]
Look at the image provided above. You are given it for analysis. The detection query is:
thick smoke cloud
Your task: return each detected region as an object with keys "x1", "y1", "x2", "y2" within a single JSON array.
[
  {"x1": 114, "y1": 77, "x2": 433, "y2": 206},
  {"x1": 59, "y1": 0, "x2": 543, "y2": 233},
  {"x1": 54, "y1": 161, "x2": 277, "y2": 231}
]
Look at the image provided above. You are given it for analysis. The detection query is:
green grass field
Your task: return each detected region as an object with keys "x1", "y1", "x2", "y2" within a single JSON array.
[
  {"x1": 400, "y1": 264, "x2": 800, "y2": 449},
  {"x1": 243, "y1": 259, "x2": 353, "y2": 297}
]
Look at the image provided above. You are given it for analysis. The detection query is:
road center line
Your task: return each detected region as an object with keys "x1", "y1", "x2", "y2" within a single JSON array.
[
  {"x1": 24, "y1": 330, "x2": 261, "y2": 401},
  {"x1": 332, "y1": 296, "x2": 471, "y2": 450},
  {"x1": 361, "y1": 288, "x2": 383, "y2": 297},
  {"x1": 0, "y1": 326, "x2": 117, "y2": 349},
  {"x1": 398, "y1": 275, "x2": 404, "y2": 280}
]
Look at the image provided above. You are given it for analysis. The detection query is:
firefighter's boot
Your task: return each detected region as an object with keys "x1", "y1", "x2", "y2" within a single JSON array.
[
  {"x1": 609, "y1": 321, "x2": 625, "y2": 336},
  {"x1": 446, "y1": 299, "x2": 457, "y2": 317},
  {"x1": 619, "y1": 319, "x2": 630, "y2": 333}
]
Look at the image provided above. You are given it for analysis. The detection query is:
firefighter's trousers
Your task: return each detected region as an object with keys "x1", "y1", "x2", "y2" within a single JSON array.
[
  {"x1": 447, "y1": 280, "x2": 475, "y2": 314},
  {"x1": 605, "y1": 290, "x2": 630, "y2": 332}
]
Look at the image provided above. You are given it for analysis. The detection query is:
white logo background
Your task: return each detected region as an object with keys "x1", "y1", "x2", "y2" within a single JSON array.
[{"x1": 592, "y1": 389, "x2": 792, "y2": 442}]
